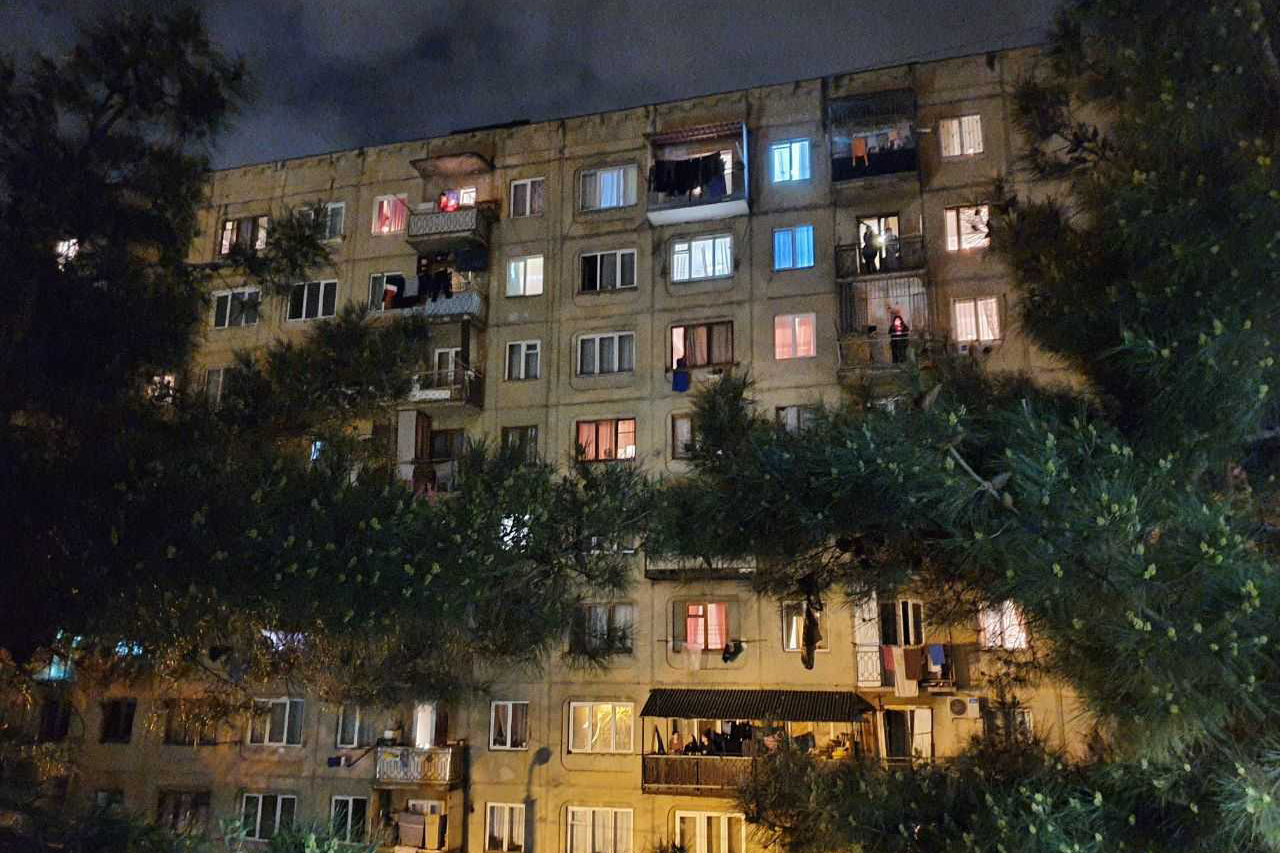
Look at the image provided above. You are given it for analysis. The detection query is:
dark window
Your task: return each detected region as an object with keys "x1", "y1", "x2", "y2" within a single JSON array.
[
  {"x1": 430, "y1": 429, "x2": 466, "y2": 461},
  {"x1": 502, "y1": 426, "x2": 539, "y2": 462},
  {"x1": 157, "y1": 790, "x2": 212, "y2": 834},
  {"x1": 286, "y1": 281, "x2": 337, "y2": 321},
  {"x1": 99, "y1": 698, "x2": 136, "y2": 744},
  {"x1": 163, "y1": 700, "x2": 219, "y2": 746},
  {"x1": 37, "y1": 696, "x2": 71, "y2": 743},
  {"x1": 883, "y1": 710, "x2": 911, "y2": 759}
]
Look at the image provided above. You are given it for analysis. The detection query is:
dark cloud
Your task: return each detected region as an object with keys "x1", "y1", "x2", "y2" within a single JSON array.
[{"x1": 2, "y1": 0, "x2": 1061, "y2": 168}]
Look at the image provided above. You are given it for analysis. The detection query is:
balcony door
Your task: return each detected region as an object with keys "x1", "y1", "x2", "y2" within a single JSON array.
[
  {"x1": 435, "y1": 348, "x2": 462, "y2": 384},
  {"x1": 414, "y1": 703, "x2": 436, "y2": 749}
]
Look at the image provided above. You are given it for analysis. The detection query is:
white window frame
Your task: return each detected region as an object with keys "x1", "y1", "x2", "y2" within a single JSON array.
[
  {"x1": 776, "y1": 405, "x2": 818, "y2": 434},
  {"x1": 247, "y1": 697, "x2": 304, "y2": 746},
  {"x1": 580, "y1": 249, "x2": 637, "y2": 292},
  {"x1": 781, "y1": 601, "x2": 828, "y2": 652},
  {"x1": 675, "y1": 812, "x2": 745, "y2": 853},
  {"x1": 671, "y1": 234, "x2": 733, "y2": 282},
  {"x1": 506, "y1": 340, "x2": 541, "y2": 380},
  {"x1": 770, "y1": 139, "x2": 811, "y2": 183},
  {"x1": 510, "y1": 177, "x2": 545, "y2": 218},
  {"x1": 772, "y1": 225, "x2": 815, "y2": 270},
  {"x1": 211, "y1": 287, "x2": 260, "y2": 329},
  {"x1": 979, "y1": 600, "x2": 1029, "y2": 649},
  {"x1": 336, "y1": 704, "x2": 360, "y2": 748},
  {"x1": 567, "y1": 701, "x2": 634, "y2": 754},
  {"x1": 578, "y1": 332, "x2": 636, "y2": 376},
  {"x1": 944, "y1": 204, "x2": 990, "y2": 251},
  {"x1": 331, "y1": 795, "x2": 368, "y2": 843},
  {"x1": 507, "y1": 255, "x2": 545, "y2": 297},
  {"x1": 372, "y1": 193, "x2": 408, "y2": 235},
  {"x1": 575, "y1": 418, "x2": 638, "y2": 462},
  {"x1": 486, "y1": 802, "x2": 526, "y2": 852},
  {"x1": 575, "y1": 603, "x2": 636, "y2": 653},
  {"x1": 205, "y1": 368, "x2": 227, "y2": 406},
  {"x1": 321, "y1": 202, "x2": 345, "y2": 240},
  {"x1": 242, "y1": 793, "x2": 296, "y2": 841},
  {"x1": 773, "y1": 313, "x2": 817, "y2": 360},
  {"x1": 882, "y1": 598, "x2": 925, "y2": 647},
  {"x1": 567, "y1": 807, "x2": 633, "y2": 853},
  {"x1": 580, "y1": 164, "x2": 638, "y2": 211},
  {"x1": 459, "y1": 186, "x2": 477, "y2": 207},
  {"x1": 940, "y1": 115, "x2": 984, "y2": 158},
  {"x1": 490, "y1": 701, "x2": 529, "y2": 751},
  {"x1": 368, "y1": 271, "x2": 405, "y2": 312},
  {"x1": 285, "y1": 279, "x2": 338, "y2": 322},
  {"x1": 671, "y1": 413, "x2": 695, "y2": 460},
  {"x1": 953, "y1": 296, "x2": 1001, "y2": 343}
]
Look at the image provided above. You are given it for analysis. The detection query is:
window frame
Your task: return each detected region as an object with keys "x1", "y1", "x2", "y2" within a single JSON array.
[
  {"x1": 371, "y1": 193, "x2": 409, "y2": 235},
  {"x1": 773, "y1": 313, "x2": 818, "y2": 360},
  {"x1": 580, "y1": 249, "x2": 638, "y2": 293},
  {"x1": 501, "y1": 425, "x2": 539, "y2": 462},
  {"x1": 510, "y1": 177, "x2": 546, "y2": 218},
  {"x1": 567, "y1": 701, "x2": 635, "y2": 754},
  {"x1": 566, "y1": 806, "x2": 633, "y2": 853},
  {"x1": 336, "y1": 703, "x2": 361, "y2": 749},
  {"x1": 330, "y1": 795, "x2": 368, "y2": 843},
  {"x1": 285, "y1": 279, "x2": 338, "y2": 322},
  {"x1": 580, "y1": 164, "x2": 639, "y2": 211},
  {"x1": 671, "y1": 321, "x2": 734, "y2": 369},
  {"x1": 776, "y1": 405, "x2": 818, "y2": 434},
  {"x1": 247, "y1": 697, "x2": 304, "y2": 746},
  {"x1": 943, "y1": 204, "x2": 990, "y2": 251},
  {"x1": 671, "y1": 413, "x2": 695, "y2": 460},
  {"x1": 322, "y1": 202, "x2": 346, "y2": 240},
  {"x1": 575, "y1": 418, "x2": 638, "y2": 462},
  {"x1": 571, "y1": 603, "x2": 636, "y2": 655},
  {"x1": 979, "y1": 600, "x2": 1029, "y2": 650},
  {"x1": 675, "y1": 811, "x2": 746, "y2": 853},
  {"x1": 486, "y1": 802, "x2": 526, "y2": 852},
  {"x1": 99, "y1": 698, "x2": 137, "y2": 744},
  {"x1": 506, "y1": 255, "x2": 545, "y2": 297},
  {"x1": 218, "y1": 215, "x2": 270, "y2": 255},
  {"x1": 772, "y1": 225, "x2": 816, "y2": 271},
  {"x1": 939, "y1": 115, "x2": 984, "y2": 158},
  {"x1": 368, "y1": 271, "x2": 406, "y2": 312},
  {"x1": 156, "y1": 790, "x2": 212, "y2": 835},
  {"x1": 671, "y1": 234, "x2": 733, "y2": 283},
  {"x1": 676, "y1": 600, "x2": 732, "y2": 652},
  {"x1": 505, "y1": 340, "x2": 542, "y2": 381},
  {"x1": 577, "y1": 331, "x2": 636, "y2": 376},
  {"x1": 210, "y1": 287, "x2": 260, "y2": 329},
  {"x1": 489, "y1": 701, "x2": 530, "y2": 751},
  {"x1": 242, "y1": 793, "x2": 297, "y2": 841},
  {"x1": 780, "y1": 602, "x2": 829, "y2": 653},
  {"x1": 879, "y1": 598, "x2": 925, "y2": 647},
  {"x1": 952, "y1": 296, "x2": 1002, "y2": 343},
  {"x1": 770, "y1": 138, "x2": 812, "y2": 183}
]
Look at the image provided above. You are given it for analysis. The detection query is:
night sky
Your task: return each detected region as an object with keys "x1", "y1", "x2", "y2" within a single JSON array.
[{"x1": 4, "y1": 0, "x2": 1060, "y2": 168}]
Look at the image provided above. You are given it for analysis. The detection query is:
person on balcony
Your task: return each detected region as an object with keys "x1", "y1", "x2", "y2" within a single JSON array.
[
  {"x1": 882, "y1": 227, "x2": 901, "y2": 271},
  {"x1": 889, "y1": 314, "x2": 911, "y2": 364},
  {"x1": 861, "y1": 227, "x2": 879, "y2": 274}
]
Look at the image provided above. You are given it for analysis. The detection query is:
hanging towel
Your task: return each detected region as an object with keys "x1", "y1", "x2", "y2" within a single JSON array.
[
  {"x1": 880, "y1": 645, "x2": 895, "y2": 671},
  {"x1": 672, "y1": 370, "x2": 691, "y2": 393},
  {"x1": 892, "y1": 646, "x2": 918, "y2": 697},
  {"x1": 927, "y1": 644, "x2": 946, "y2": 668},
  {"x1": 852, "y1": 136, "x2": 869, "y2": 164},
  {"x1": 903, "y1": 646, "x2": 924, "y2": 681}
]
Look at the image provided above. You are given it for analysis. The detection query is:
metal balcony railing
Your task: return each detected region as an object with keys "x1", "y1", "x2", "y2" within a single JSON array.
[
  {"x1": 835, "y1": 235, "x2": 926, "y2": 279},
  {"x1": 641, "y1": 754, "x2": 753, "y2": 794},
  {"x1": 408, "y1": 365, "x2": 484, "y2": 408},
  {"x1": 374, "y1": 746, "x2": 461, "y2": 785},
  {"x1": 405, "y1": 205, "x2": 494, "y2": 250}
]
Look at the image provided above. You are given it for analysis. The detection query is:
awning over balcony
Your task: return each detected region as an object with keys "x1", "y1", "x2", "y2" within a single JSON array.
[
  {"x1": 649, "y1": 121, "x2": 745, "y2": 145},
  {"x1": 829, "y1": 89, "x2": 916, "y2": 128},
  {"x1": 641, "y1": 689, "x2": 872, "y2": 722}
]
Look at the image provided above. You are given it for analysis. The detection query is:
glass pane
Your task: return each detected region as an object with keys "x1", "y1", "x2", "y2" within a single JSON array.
[
  {"x1": 594, "y1": 811, "x2": 612, "y2": 853},
  {"x1": 570, "y1": 810, "x2": 591, "y2": 853},
  {"x1": 707, "y1": 603, "x2": 728, "y2": 649},
  {"x1": 508, "y1": 345, "x2": 521, "y2": 380},
  {"x1": 618, "y1": 334, "x2": 634, "y2": 371},
  {"x1": 727, "y1": 817, "x2": 743, "y2": 853},
  {"x1": 599, "y1": 336, "x2": 615, "y2": 373},
  {"x1": 774, "y1": 316, "x2": 795, "y2": 359},
  {"x1": 510, "y1": 703, "x2": 528, "y2": 748},
  {"x1": 672, "y1": 327, "x2": 686, "y2": 368},
  {"x1": 229, "y1": 292, "x2": 246, "y2": 326},
  {"x1": 526, "y1": 256, "x2": 544, "y2": 294},
  {"x1": 593, "y1": 705, "x2": 615, "y2": 752},
  {"x1": 601, "y1": 252, "x2": 618, "y2": 289},
  {"x1": 278, "y1": 797, "x2": 295, "y2": 833},
  {"x1": 773, "y1": 230, "x2": 792, "y2": 270},
  {"x1": 796, "y1": 226, "x2": 814, "y2": 267},
  {"x1": 714, "y1": 237, "x2": 732, "y2": 276},
  {"x1": 954, "y1": 301, "x2": 977, "y2": 341},
  {"x1": 945, "y1": 210, "x2": 961, "y2": 251},
  {"x1": 678, "y1": 816, "x2": 697, "y2": 850},
  {"x1": 582, "y1": 172, "x2": 598, "y2": 209},
  {"x1": 350, "y1": 799, "x2": 366, "y2": 842},
  {"x1": 304, "y1": 281, "x2": 320, "y2": 319},
  {"x1": 321, "y1": 281, "x2": 336, "y2": 316},
  {"x1": 488, "y1": 805, "x2": 503, "y2": 850},
  {"x1": 582, "y1": 256, "x2": 599, "y2": 292},
  {"x1": 287, "y1": 700, "x2": 303, "y2": 744},
  {"x1": 530, "y1": 179, "x2": 545, "y2": 215},
  {"x1": 673, "y1": 246, "x2": 690, "y2": 282},
  {"x1": 512, "y1": 182, "x2": 528, "y2": 216},
  {"x1": 214, "y1": 294, "x2": 229, "y2": 327},
  {"x1": 617, "y1": 419, "x2": 636, "y2": 459},
  {"x1": 598, "y1": 421, "x2": 616, "y2": 459},
  {"x1": 332, "y1": 799, "x2": 349, "y2": 840},
  {"x1": 507, "y1": 260, "x2": 523, "y2": 296},
  {"x1": 772, "y1": 144, "x2": 789, "y2": 181},
  {"x1": 580, "y1": 339, "x2": 596, "y2": 375},
  {"x1": 615, "y1": 706, "x2": 633, "y2": 752},
  {"x1": 615, "y1": 811, "x2": 633, "y2": 853},
  {"x1": 268, "y1": 702, "x2": 286, "y2": 742},
  {"x1": 577, "y1": 422, "x2": 596, "y2": 460},
  {"x1": 977, "y1": 297, "x2": 1000, "y2": 340},
  {"x1": 711, "y1": 323, "x2": 732, "y2": 364},
  {"x1": 339, "y1": 705, "x2": 358, "y2": 746},
  {"x1": 260, "y1": 795, "x2": 278, "y2": 839},
  {"x1": 524, "y1": 346, "x2": 539, "y2": 379},
  {"x1": 571, "y1": 705, "x2": 591, "y2": 751},
  {"x1": 492, "y1": 703, "x2": 508, "y2": 747},
  {"x1": 620, "y1": 252, "x2": 635, "y2": 287},
  {"x1": 707, "y1": 815, "x2": 722, "y2": 853},
  {"x1": 242, "y1": 796, "x2": 258, "y2": 836},
  {"x1": 796, "y1": 314, "x2": 816, "y2": 357},
  {"x1": 795, "y1": 139, "x2": 810, "y2": 179}
]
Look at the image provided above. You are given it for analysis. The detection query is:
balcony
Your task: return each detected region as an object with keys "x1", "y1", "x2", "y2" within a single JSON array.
[
  {"x1": 374, "y1": 745, "x2": 462, "y2": 787},
  {"x1": 855, "y1": 644, "x2": 959, "y2": 692},
  {"x1": 408, "y1": 365, "x2": 484, "y2": 409},
  {"x1": 405, "y1": 204, "x2": 496, "y2": 255},
  {"x1": 829, "y1": 90, "x2": 918, "y2": 182},
  {"x1": 838, "y1": 276, "x2": 931, "y2": 376},
  {"x1": 642, "y1": 754, "x2": 752, "y2": 795},
  {"x1": 644, "y1": 555, "x2": 755, "y2": 581},
  {"x1": 835, "y1": 235, "x2": 926, "y2": 279},
  {"x1": 646, "y1": 122, "x2": 749, "y2": 226}
]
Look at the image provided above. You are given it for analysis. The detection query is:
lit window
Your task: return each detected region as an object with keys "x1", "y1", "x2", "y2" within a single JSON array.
[
  {"x1": 578, "y1": 332, "x2": 635, "y2": 375},
  {"x1": 679, "y1": 601, "x2": 729, "y2": 652},
  {"x1": 242, "y1": 793, "x2": 296, "y2": 841},
  {"x1": 506, "y1": 255, "x2": 544, "y2": 297},
  {"x1": 372, "y1": 194, "x2": 408, "y2": 234},
  {"x1": 510, "y1": 177, "x2": 545, "y2": 218},
  {"x1": 576, "y1": 418, "x2": 637, "y2": 461},
  {"x1": 505, "y1": 341, "x2": 541, "y2": 380},
  {"x1": 580, "y1": 250, "x2": 637, "y2": 291},
  {"x1": 486, "y1": 803, "x2": 525, "y2": 852},
  {"x1": 944, "y1": 205, "x2": 989, "y2": 250},
  {"x1": 570, "y1": 603, "x2": 635, "y2": 654},
  {"x1": 773, "y1": 226, "x2": 815, "y2": 270},
  {"x1": 671, "y1": 414, "x2": 695, "y2": 459},
  {"x1": 219, "y1": 215, "x2": 269, "y2": 254},
  {"x1": 672, "y1": 322, "x2": 733, "y2": 369},
  {"x1": 940, "y1": 115, "x2": 984, "y2": 157},
  {"x1": 211, "y1": 287, "x2": 260, "y2": 329},
  {"x1": 568, "y1": 807, "x2": 633, "y2": 853},
  {"x1": 336, "y1": 704, "x2": 360, "y2": 748},
  {"x1": 773, "y1": 313, "x2": 817, "y2": 359},
  {"x1": 676, "y1": 812, "x2": 745, "y2": 853},
  {"x1": 672, "y1": 235, "x2": 732, "y2": 282},
  {"x1": 459, "y1": 187, "x2": 477, "y2": 207},
  {"x1": 770, "y1": 139, "x2": 811, "y2": 182},
  {"x1": 781, "y1": 602, "x2": 828, "y2": 652},
  {"x1": 247, "y1": 698, "x2": 304, "y2": 746},
  {"x1": 581, "y1": 165, "x2": 638, "y2": 210},
  {"x1": 568, "y1": 702, "x2": 634, "y2": 753},
  {"x1": 55, "y1": 239, "x2": 79, "y2": 269},
  {"x1": 286, "y1": 280, "x2": 337, "y2": 321},
  {"x1": 330, "y1": 796, "x2": 368, "y2": 843},
  {"x1": 979, "y1": 601, "x2": 1028, "y2": 649},
  {"x1": 490, "y1": 701, "x2": 529, "y2": 750},
  {"x1": 148, "y1": 374, "x2": 177, "y2": 404},
  {"x1": 953, "y1": 297, "x2": 1001, "y2": 343}
]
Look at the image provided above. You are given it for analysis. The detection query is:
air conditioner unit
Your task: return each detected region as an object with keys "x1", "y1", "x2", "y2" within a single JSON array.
[{"x1": 949, "y1": 696, "x2": 983, "y2": 719}]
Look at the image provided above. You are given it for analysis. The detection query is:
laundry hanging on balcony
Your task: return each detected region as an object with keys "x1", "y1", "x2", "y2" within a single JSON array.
[{"x1": 650, "y1": 153, "x2": 724, "y2": 195}]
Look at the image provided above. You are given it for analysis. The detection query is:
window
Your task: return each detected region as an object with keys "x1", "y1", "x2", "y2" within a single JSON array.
[
  {"x1": 581, "y1": 250, "x2": 637, "y2": 292},
  {"x1": 568, "y1": 807, "x2": 633, "y2": 853},
  {"x1": 773, "y1": 225, "x2": 815, "y2": 271},
  {"x1": 676, "y1": 812, "x2": 744, "y2": 853},
  {"x1": 204, "y1": 368, "x2": 228, "y2": 406},
  {"x1": 55, "y1": 238, "x2": 79, "y2": 269},
  {"x1": 953, "y1": 297, "x2": 1001, "y2": 343},
  {"x1": 37, "y1": 696, "x2": 71, "y2": 743},
  {"x1": 372, "y1": 194, "x2": 408, "y2": 234},
  {"x1": 940, "y1": 115, "x2": 984, "y2": 157},
  {"x1": 219, "y1": 215, "x2": 269, "y2": 255},
  {"x1": 368, "y1": 272, "x2": 406, "y2": 311},
  {"x1": 99, "y1": 698, "x2": 136, "y2": 744},
  {"x1": 671, "y1": 414, "x2": 695, "y2": 459},
  {"x1": 781, "y1": 602, "x2": 828, "y2": 652},
  {"x1": 979, "y1": 601, "x2": 1029, "y2": 650},
  {"x1": 506, "y1": 341, "x2": 541, "y2": 380},
  {"x1": 581, "y1": 164, "x2": 638, "y2": 210},
  {"x1": 672, "y1": 235, "x2": 732, "y2": 282},
  {"x1": 771, "y1": 139, "x2": 811, "y2": 183},
  {"x1": 944, "y1": 205, "x2": 989, "y2": 251},
  {"x1": 429, "y1": 429, "x2": 466, "y2": 462},
  {"x1": 882, "y1": 708, "x2": 932, "y2": 760},
  {"x1": 242, "y1": 793, "x2": 296, "y2": 841},
  {"x1": 163, "y1": 700, "x2": 220, "y2": 746},
  {"x1": 576, "y1": 418, "x2": 637, "y2": 461},
  {"x1": 502, "y1": 426, "x2": 539, "y2": 462},
  {"x1": 879, "y1": 599, "x2": 924, "y2": 646},
  {"x1": 490, "y1": 701, "x2": 529, "y2": 750},
  {"x1": 773, "y1": 313, "x2": 817, "y2": 359},
  {"x1": 211, "y1": 287, "x2": 260, "y2": 329},
  {"x1": 507, "y1": 255, "x2": 544, "y2": 297},
  {"x1": 568, "y1": 702, "x2": 634, "y2": 753},
  {"x1": 671, "y1": 322, "x2": 733, "y2": 369},
  {"x1": 331, "y1": 796, "x2": 368, "y2": 843},
  {"x1": 511, "y1": 178, "x2": 545, "y2": 218},
  {"x1": 148, "y1": 374, "x2": 177, "y2": 404},
  {"x1": 486, "y1": 803, "x2": 525, "y2": 852},
  {"x1": 570, "y1": 603, "x2": 636, "y2": 654},
  {"x1": 985, "y1": 707, "x2": 1034, "y2": 742},
  {"x1": 320, "y1": 202, "x2": 345, "y2": 240},
  {"x1": 286, "y1": 280, "x2": 337, "y2": 321},
  {"x1": 95, "y1": 789, "x2": 124, "y2": 809},
  {"x1": 675, "y1": 602, "x2": 730, "y2": 652},
  {"x1": 776, "y1": 405, "x2": 818, "y2": 434},
  {"x1": 460, "y1": 187, "x2": 477, "y2": 207},
  {"x1": 336, "y1": 704, "x2": 360, "y2": 748},
  {"x1": 248, "y1": 698, "x2": 304, "y2": 746},
  {"x1": 578, "y1": 332, "x2": 635, "y2": 376},
  {"x1": 156, "y1": 791, "x2": 211, "y2": 835}
]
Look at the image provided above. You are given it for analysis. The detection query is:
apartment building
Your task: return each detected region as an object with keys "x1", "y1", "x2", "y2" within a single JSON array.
[{"x1": 23, "y1": 45, "x2": 1090, "y2": 852}]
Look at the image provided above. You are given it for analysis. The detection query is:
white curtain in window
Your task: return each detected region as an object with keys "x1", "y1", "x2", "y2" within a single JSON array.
[
  {"x1": 773, "y1": 230, "x2": 793, "y2": 269},
  {"x1": 945, "y1": 209, "x2": 961, "y2": 251},
  {"x1": 961, "y1": 115, "x2": 984, "y2": 154},
  {"x1": 618, "y1": 334, "x2": 634, "y2": 371},
  {"x1": 692, "y1": 239, "x2": 714, "y2": 279},
  {"x1": 570, "y1": 705, "x2": 591, "y2": 752},
  {"x1": 795, "y1": 314, "x2": 816, "y2": 357},
  {"x1": 713, "y1": 236, "x2": 732, "y2": 276},
  {"x1": 960, "y1": 206, "x2": 990, "y2": 249},
  {"x1": 510, "y1": 805, "x2": 525, "y2": 850},
  {"x1": 614, "y1": 810, "x2": 633, "y2": 853},
  {"x1": 954, "y1": 300, "x2": 978, "y2": 341},
  {"x1": 569, "y1": 810, "x2": 591, "y2": 853},
  {"x1": 774, "y1": 316, "x2": 795, "y2": 359},
  {"x1": 795, "y1": 226, "x2": 814, "y2": 268},
  {"x1": 977, "y1": 297, "x2": 1000, "y2": 340},
  {"x1": 593, "y1": 811, "x2": 612, "y2": 853},
  {"x1": 772, "y1": 145, "x2": 790, "y2": 182},
  {"x1": 941, "y1": 119, "x2": 963, "y2": 157},
  {"x1": 706, "y1": 602, "x2": 728, "y2": 649}
]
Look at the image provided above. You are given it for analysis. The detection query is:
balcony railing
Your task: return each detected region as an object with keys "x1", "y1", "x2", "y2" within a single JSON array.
[
  {"x1": 641, "y1": 754, "x2": 753, "y2": 794},
  {"x1": 406, "y1": 204, "x2": 495, "y2": 253},
  {"x1": 854, "y1": 644, "x2": 958, "y2": 690},
  {"x1": 374, "y1": 746, "x2": 461, "y2": 786},
  {"x1": 836, "y1": 235, "x2": 925, "y2": 279},
  {"x1": 644, "y1": 555, "x2": 755, "y2": 581},
  {"x1": 408, "y1": 365, "x2": 484, "y2": 408}
]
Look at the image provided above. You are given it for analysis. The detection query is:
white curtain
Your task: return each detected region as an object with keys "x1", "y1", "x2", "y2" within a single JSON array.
[{"x1": 977, "y1": 296, "x2": 1000, "y2": 340}]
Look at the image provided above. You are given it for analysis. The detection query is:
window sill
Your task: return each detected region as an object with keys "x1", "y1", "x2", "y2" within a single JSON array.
[
  {"x1": 672, "y1": 275, "x2": 734, "y2": 285},
  {"x1": 773, "y1": 264, "x2": 817, "y2": 273},
  {"x1": 774, "y1": 354, "x2": 818, "y2": 361},
  {"x1": 578, "y1": 286, "x2": 639, "y2": 295},
  {"x1": 769, "y1": 178, "x2": 812, "y2": 186},
  {"x1": 489, "y1": 745, "x2": 530, "y2": 752},
  {"x1": 577, "y1": 370, "x2": 635, "y2": 378},
  {"x1": 579, "y1": 204, "x2": 639, "y2": 214},
  {"x1": 504, "y1": 377, "x2": 541, "y2": 382},
  {"x1": 505, "y1": 293, "x2": 544, "y2": 299}
]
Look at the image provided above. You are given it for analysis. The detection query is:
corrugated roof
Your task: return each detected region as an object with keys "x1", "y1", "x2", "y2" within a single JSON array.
[
  {"x1": 640, "y1": 689, "x2": 872, "y2": 722},
  {"x1": 649, "y1": 122, "x2": 745, "y2": 145}
]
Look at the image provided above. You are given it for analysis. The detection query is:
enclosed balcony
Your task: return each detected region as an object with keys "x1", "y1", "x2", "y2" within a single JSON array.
[
  {"x1": 405, "y1": 204, "x2": 497, "y2": 255},
  {"x1": 854, "y1": 643, "x2": 960, "y2": 692},
  {"x1": 837, "y1": 276, "x2": 931, "y2": 373},
  {"x1": 835, "y1": 234, "x2": 926, "y2": 279},
  {"x1": 646, "y1": 122, "x2": 749, "y2": 226},
  {"x1": 644, "y1": 554, "x2": 755, "y2": 582},
  {"x1": 374, "y1": 745, "x2": 463, "y2": 787},
  {"x1": 829, "y1": 90, "x2": 918, "y2": 182}
]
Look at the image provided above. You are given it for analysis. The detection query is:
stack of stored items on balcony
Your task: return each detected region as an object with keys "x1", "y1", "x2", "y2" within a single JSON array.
[{"x1": 649, "y1": 153, "x2": 725, "y2": 196}]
